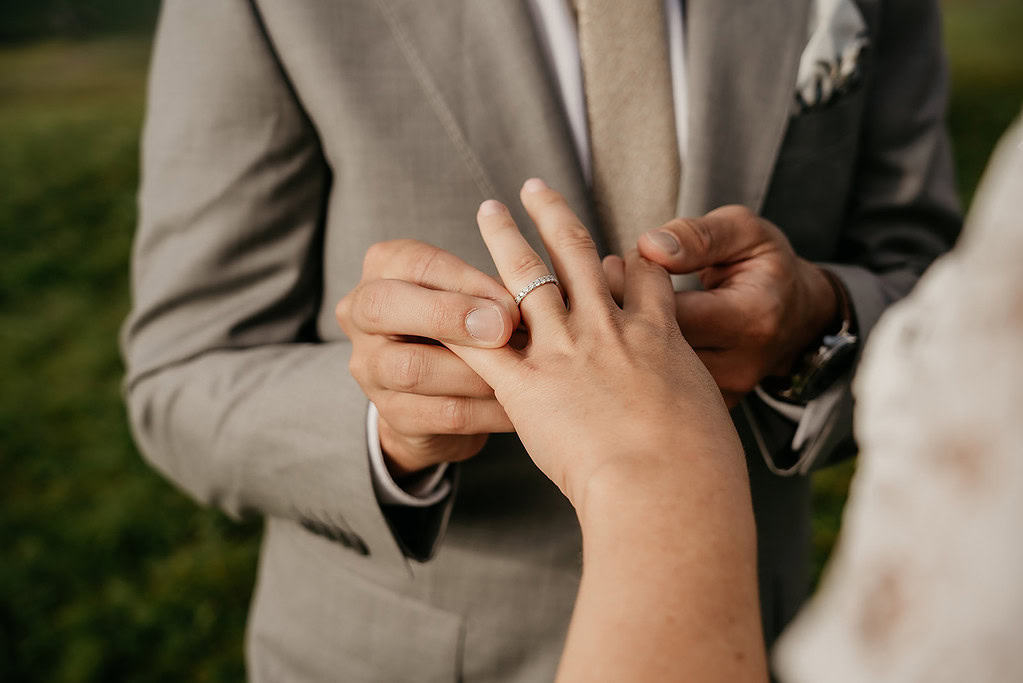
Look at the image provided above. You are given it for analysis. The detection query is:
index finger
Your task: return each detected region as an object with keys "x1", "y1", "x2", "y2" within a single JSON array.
[
  {"x1": 344, "y1": 279, "x2": 515, "y2": 348},
  {"x1": 475, "y1": 199, "x2": 567, "y2": 335},
  {"x1": 365, "y1": 239, "x2": 521, "y2": 329}
]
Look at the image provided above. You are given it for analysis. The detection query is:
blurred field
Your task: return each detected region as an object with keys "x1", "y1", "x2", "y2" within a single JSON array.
[
  {"x1": 1, "y1": 2, "x2": 1020, "y2": 680},
  {"x1": 0, "y1": 38, "x2": 257, "y2": 682}
]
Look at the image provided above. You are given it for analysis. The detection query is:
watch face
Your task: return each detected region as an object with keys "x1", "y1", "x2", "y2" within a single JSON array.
[
  {"x1": 761, "y1": 330, "x2": 859, "y2": 404},
  {"x1": 802, "y1": 334, "x2": 858, "y2": 400}
]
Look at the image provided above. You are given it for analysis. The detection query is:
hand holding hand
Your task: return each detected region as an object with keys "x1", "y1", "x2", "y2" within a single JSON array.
[
  {"x1": 605, "y1": 206, "x2": 838, "y2": 407},
  {"x1": 335, "y1": 240, "x2": 519, "y2": 477},
  {"x1": 449, "y1": 182, "x2": 764, "y2": 682},
  {"x1": 446, "y1": 180, "x2": 744, "y2": 511}
]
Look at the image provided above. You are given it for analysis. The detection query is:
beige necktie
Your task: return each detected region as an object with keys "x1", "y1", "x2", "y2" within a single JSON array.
[{"x1": 573, "y1": 0, "x2": 680, "y2": 255}]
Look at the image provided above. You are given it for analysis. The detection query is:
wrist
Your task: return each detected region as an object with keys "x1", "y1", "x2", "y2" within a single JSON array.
[
  {"x1": 806, "y1": 263, "x2": 841, "y2": 341},
  {"x1": 575, "y1": 445, "x2": 757, "y2": 568},
  {"x1": 574, "y1": 438, "x2": 746, "y2": 532},
  {"x1": 774, "y1": 262, "x2": 841, "y2": 377},
  {"x1": 576, "y1": 459, "x2": 683, "y2": 530},
  {"x1": 764, "y1": 267, "x2": 858, "y2": 403}
]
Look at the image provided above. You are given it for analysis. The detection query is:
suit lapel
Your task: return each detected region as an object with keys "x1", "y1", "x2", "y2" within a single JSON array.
[
  {"x1": 373, "y1": 0, "x2": 597, "y2": 251},
  {"x1": 681, "y1": 0, "x2": 812, "y2": 216},
  {"x1": 374, "y1": 0, "x2": 811, "y2": 243}
]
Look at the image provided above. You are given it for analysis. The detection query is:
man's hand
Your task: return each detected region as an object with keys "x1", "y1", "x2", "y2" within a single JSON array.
[
  {"x1": 603, "y1": 206, "x2": 838, "y2": 407},
  {"x1": 336, "y1": 240, "x2": 520, "y2": 477}
]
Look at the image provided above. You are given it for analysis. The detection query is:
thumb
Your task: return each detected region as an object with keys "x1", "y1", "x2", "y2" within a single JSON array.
[{"x1": 637, "y1": 205, "x2": 769, "y2": 274}]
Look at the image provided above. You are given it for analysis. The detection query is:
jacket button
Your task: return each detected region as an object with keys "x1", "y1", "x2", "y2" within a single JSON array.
[{"x1": 298, "y1": 518, "x2": 369, "y2": 556}]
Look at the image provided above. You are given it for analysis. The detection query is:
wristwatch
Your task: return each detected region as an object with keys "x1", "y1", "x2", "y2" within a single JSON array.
[{"x1": 762, "y1": 270, "x2": 858, "y2": 405}]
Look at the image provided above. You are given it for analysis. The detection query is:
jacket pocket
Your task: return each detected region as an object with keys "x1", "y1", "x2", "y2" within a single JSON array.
[
  {"x1": 778, "y1": 85, "x2": 867, "y2": 160},
  {"x1": 762, "y1": 89, "x2": 868, "y2": 260},
  {"x1": 247, "y1": 519, "x2": 462, "y2": 683}
]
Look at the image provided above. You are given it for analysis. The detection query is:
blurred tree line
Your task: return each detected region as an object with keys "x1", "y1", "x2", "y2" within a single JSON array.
[{"x1": 0, "y1": 0, "x2": 160, "y2": 43}]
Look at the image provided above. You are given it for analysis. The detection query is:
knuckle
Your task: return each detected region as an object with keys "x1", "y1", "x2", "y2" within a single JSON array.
[
  {"x1": 380, "y1": 395, "x2": 424, "y2": 437},
  {"x1": 391, "y1": 346, "x2": 427, "y2": 392},
  {"x1": 406, "y1": 244, "x2": 442, "y2": 283},
  {"x1": 736, "y1": 207, "x2": 763, "y2": 233},
  {"x1": 488, "y1": 212, "x2": 520, "y2": 232},
  {"x1": 714, "y1": 204, "x2": 753, "y2": 224},
  {"x1": 381, "y1": 401, "x2": 417, "y2": 437},
  {"x1": 508, "y1": 252, "x2": 545, "y2": 282},
  {"x1": 630, "y1": 315, "x2": 668, "y2": 342},
  {"x1": 671, "y1": 218, "x2": 713, "y2": 256},
  {"x1": 729, "y1": 205, "x2": 770, "y2": 241},
  {"x1": 363, "y1": 241, "x2": 393, "y2": 273},
  {"x1": 749, "y1": 298, "x2": 782, "y2": 343},
  {"x1": 683, "y1": 218, "x2": 716, "y2": 255},
  {"x1": 437, "y1": 397, "x2": 471, "y2": 433},
  {"x1": 424, "y1": 296, "x2": 460, "y2": 336},
  {"x1": 759, "y1": 255, "x2": 788, "y2": 282},
  {"x1": 535, "y1": 189, "x2": 564, "y2": 207},
  {"x1": 335, "y1": 294, "x2": 353, "y2": 327},
  {"x1": 356, "y1": 282, "x2": 390, "y2": 326},
  {"x1": 726, "y1": 204, "x2": 755, "y2": 221},
  {"x1": 348, "y1": 350, "x2": 368, "y2": 384},
  {"x1": 594, "y1": 306, "x2": 626, "y2": 336},
  {"x1": 373, "y1": 392, "x2": 396, "y2": 421},
  {"x1": 554, "y1": 222, "x2": 597, "y2": 252}
]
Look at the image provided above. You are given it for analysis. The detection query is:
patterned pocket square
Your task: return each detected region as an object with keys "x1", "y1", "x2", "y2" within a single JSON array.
[{"x1": 794, "y1": 0, "x2": 870, "y2": 112}]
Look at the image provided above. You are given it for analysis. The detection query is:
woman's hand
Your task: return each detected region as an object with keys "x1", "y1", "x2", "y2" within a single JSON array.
[
  {"x1": 445, "y1": 178, "x2": 743, "y2": 511},
  {"x1": 448, "y1": 179, "x2": 767, "y2": 682}
]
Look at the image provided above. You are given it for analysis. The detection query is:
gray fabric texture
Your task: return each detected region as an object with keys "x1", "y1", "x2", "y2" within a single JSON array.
[{"x1": 121, "y1": 1, "x2": 961, "y2": 680}]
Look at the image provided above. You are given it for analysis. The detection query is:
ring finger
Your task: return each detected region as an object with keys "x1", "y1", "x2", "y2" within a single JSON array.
[{"x1": 476, "y1": 199, "x2": 566, "y2": 332}]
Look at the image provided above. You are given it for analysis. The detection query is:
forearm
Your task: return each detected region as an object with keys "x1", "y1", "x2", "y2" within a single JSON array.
[
  {"x1": 557, "y1": 454, "x2": 767, "y2": 683},
  {"x1": 128, "y1": 342, "x2": 352, "y2": 517},
  {"x1": 125, "y1": 340, "x2": 412, "y2": 570}
]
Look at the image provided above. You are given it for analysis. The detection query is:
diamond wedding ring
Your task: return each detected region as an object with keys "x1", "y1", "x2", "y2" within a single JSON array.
[{"x1": 514, "y1": 274, "x2": 561, "y2": 306}]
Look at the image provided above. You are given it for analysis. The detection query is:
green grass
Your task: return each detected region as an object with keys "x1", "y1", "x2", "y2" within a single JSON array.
[
  {"x1": 1, "y1": 4, "x2": 1020, "y2": 679},
  {"x1": 942, "y1": 0, "x2": 1023, "y2": 206},
  {"x1": 0, "y1": 39, "x2": 259, "y2": 683}
]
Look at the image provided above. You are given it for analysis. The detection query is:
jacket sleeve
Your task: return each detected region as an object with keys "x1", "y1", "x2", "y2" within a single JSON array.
[
  {"x1": 759, "y1": 0, "x2": 963, "y2": 474},
  {"x1": 120, "y1": 0, "x2": 449, "y2": 574}
]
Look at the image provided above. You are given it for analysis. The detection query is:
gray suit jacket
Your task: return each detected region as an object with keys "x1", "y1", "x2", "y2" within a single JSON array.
[{"x1": 121, "y1": 1, "x2": 960, "y2": 680}]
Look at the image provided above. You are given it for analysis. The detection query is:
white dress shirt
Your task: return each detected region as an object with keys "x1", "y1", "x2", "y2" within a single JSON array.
[{"x1": 370, "y1": 0, "x2": 812, "y2": 505}]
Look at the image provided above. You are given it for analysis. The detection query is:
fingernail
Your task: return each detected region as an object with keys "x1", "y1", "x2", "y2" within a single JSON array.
[
  {"x1": 465, "y1": 307, "x2": 505, "y2": 342},
  {"x1": 479, "y1": 199, "x2": 506, "y2": 216},
  {"x1": 646, "y1": 230, "x2": 680, "y2": 255},
  {"x1": 523, "y1": 177, "x2": 548, "y2": 193}
]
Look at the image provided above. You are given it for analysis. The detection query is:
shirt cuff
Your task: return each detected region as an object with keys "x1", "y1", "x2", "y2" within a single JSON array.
[
  {"x1": 751, "y1": 382, "x2": 846, "y2": 473},
  {"x1": 755, "y1": 386, "x2": 806, "y2": 423},
  {"x1": 366, "y1": 402, "x2": 452, "y2": 507}
]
